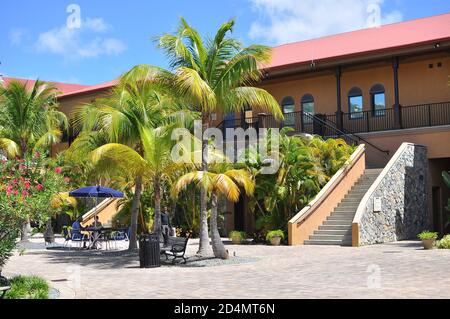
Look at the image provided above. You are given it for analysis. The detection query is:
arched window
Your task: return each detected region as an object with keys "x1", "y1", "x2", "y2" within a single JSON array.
[
  {"x1": 301, "y1": 94, "x2": 315, "y2": 124},
  {"x1": 370, "y1": 84, "x2": 386, "y2": 117},
  {"x1": 281, "y1": 96, "x2": 295, "y2": 127},
  {"x1": 348, "y1": 87, "x2": 363, "y2": 119}
]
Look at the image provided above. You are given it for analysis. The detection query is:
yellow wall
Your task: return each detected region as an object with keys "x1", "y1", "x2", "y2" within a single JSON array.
[{"x1": 258, "y1": 53, "x2": 450, "y2": 118}]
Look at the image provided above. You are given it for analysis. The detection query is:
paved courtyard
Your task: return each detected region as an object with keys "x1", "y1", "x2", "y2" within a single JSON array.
[{"x1": 3, "y1": 237, "x2": 450, "y2": 299}]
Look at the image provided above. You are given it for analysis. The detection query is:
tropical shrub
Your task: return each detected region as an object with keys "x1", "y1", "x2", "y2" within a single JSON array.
[
  {"x1": 245, "y1": 131, "x2": 355, "y2": 235},
  {"x1": 4, "y1": 276, "x2": 49, "y2": 299},
  {"x1": 0, "y1": 154, "x2": 69, "y2": 264},
  {"x1": 229, "y1": 230, "x2": 246, "y2": 240},
  {"x1": 0, "y1": 219, "x2": 19, "y2": 268},
  {"x1": 437, "y1": 235, "x2": 450, "y2": 249},
  {"x1": 266, "y1": 230, "x2": 285, "y2": 242},
  {"x1": 417, "y1": 231, "x2": 439, "y2": 240}
]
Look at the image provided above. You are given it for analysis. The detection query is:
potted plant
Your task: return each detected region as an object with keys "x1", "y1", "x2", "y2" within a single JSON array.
[
  {"x1": 229, "y1": 231, "x2": 246, "y2": 245},
  {"x1": 266, "y1": 230, "x2": 285, "y2": 246},
  {"x1": 417, "y1": 231, "x2": 438, "y2": 250}
]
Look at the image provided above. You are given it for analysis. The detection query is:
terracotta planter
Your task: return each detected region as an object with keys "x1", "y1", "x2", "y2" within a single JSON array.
[
  {"x1": 422, "y1": 238, "x2": 436, "y2": 250},
  {"x1": 269, "y1": 236, "x2": 282, "y2": 246},
  {"x1": 231, "y1": 236, "x2": 242, "y2": 245}
]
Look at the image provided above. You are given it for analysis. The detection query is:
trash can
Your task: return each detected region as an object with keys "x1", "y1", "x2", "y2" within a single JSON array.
[{"x1": 138, "y1": 234, "x2": 161, "y2": 268}]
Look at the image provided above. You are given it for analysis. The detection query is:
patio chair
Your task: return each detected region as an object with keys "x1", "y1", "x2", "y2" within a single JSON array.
[
  {"x1": 63, "y1": 228, "x2": 88, "y2": 250},
  {"x1": 111, "y1": 230, "x2": 129, "y2": 250}
]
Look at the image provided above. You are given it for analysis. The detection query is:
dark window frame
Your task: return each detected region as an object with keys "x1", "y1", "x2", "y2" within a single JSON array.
[
  {"x1": 281, "y1": 96, "x2": 296, "y2": 127},
  {"x1": 347, "y1": 87, "x2": 364, "y2": 120},
  {"x1": 370, "y1": 84, "x2": 386, "y2": 117},
  {"x1": 301, "y1": 94, "x2": 315, "y2": 124}
]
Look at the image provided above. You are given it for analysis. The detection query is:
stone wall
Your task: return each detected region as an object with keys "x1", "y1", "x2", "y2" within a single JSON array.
[{"x1": 355, "y1": 143, "x2": 428, "y2": 246}]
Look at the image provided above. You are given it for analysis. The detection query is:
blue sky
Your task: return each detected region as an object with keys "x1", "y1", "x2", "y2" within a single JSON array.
[{"x1": 1, "y1": 0, "x2": 449, "y2": 85}]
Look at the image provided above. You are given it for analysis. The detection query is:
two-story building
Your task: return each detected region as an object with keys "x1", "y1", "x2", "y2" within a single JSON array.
[{"x1": 3, "y1": 13, "x2": 449, "y2": 241}]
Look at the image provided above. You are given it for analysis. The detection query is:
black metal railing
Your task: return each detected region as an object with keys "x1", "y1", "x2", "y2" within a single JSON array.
[
  {"x1": 300, "y1": 111, "x2": 390, "y2": 155},
  {"x1": 402, "y1": 101, "x2": 450, "y2": 129},
  {"x1": 215, "y1": 101, "x2": 450, "y2": 153}
]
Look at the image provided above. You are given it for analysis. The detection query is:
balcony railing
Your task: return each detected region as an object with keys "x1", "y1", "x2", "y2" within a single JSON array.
[{"x1": 218, "y1": 101, "x2": 450, "y2": 135}]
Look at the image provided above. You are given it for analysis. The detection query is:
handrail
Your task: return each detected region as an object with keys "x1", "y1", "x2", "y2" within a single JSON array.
[{"x1": 301, "y1": 111, "x2": 390, "y2": 156}]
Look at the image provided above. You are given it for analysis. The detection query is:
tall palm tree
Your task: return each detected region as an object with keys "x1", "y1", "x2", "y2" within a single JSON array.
[
  {"x1": 72, "y1": 76, "x2": 191, "y2": 249},
  {"x1": 129, "y1": 18, "x2": 282, "y2": 256},
  {"x1": 0, "y1": 79, "x2": 67, "y2": 158},
  {"x1": 173, "y1": 164, "x2": 255, "y2": 259},
  {"x1": 91, "y1": 125, "x2": 184, "y2": 238}
]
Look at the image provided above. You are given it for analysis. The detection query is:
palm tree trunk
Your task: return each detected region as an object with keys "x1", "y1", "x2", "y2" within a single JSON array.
[
  {"x1": 153, "y1": 178, "x2": 161, "y2": 236},
  {"x1": 20, "y1": 217, "x2": 31, "y2": 242},
  {"x1": 197, "y1": 134, "x2": 212, "y2": 256},
  {"x1": 210, "y1": 193, "x2": 229, "y2": 259},
  {"x1": 128, "y1": 176, "x2": 143, "y2": 250}
]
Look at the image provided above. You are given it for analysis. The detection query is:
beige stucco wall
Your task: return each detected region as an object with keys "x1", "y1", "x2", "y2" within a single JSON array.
[
  {"x1": 360, "y1": 125, "x2": 450, "y2": 166},
  {"x1": 258, "y1": 53, "x2": 450, "y2": 120}
]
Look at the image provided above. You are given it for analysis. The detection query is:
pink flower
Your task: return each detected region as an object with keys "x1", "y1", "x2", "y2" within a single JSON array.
[
  {"x1": 24, "y1": 181, "x2": 31, "y2": 190},
  {"x1": 34, "y1": 152, "x2": 41, "y2": 159},
  {"x1": 55, "y1": 167, "x2": 62, "y2": 174},
  {"x1": 21, "y1": 190, "x2": 28, "y2": 197},
  {"x1": 12, "y1": 179, "x2": 18, "y2": 185},
  {"x1": 13, "y1": 190, "x2": 18, "y2": 196},
  {"x1": 36, "y1": 184, "x2": 44, "y2": 191},
  {"x1": 64, "y1": 176, "x2": 70, "y2": 183}
]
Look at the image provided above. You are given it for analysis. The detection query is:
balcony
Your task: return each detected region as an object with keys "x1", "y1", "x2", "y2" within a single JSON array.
[{"x1": 220, "y1": 101, "x2": 450, "y2": 136}]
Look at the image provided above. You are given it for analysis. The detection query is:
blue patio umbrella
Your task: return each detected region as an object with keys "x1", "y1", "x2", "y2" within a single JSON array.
[{"x1": 69, "y1": 186, "x2": 124, "y2": 227}]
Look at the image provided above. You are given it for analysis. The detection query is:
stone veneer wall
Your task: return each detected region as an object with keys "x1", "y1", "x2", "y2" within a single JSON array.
[{"x1": 355, "y1": 143, "x2": 428, "y2": 246}]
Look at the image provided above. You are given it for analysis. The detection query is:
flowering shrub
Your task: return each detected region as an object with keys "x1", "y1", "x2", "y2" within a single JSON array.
[{"x1": 0, "y1": 153, "x2": 69, "y2": 266}]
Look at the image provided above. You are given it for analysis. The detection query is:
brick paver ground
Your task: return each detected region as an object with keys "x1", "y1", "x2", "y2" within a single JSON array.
[{"x1": 4, "y1": 238, "x2": 450, "y2": 299}]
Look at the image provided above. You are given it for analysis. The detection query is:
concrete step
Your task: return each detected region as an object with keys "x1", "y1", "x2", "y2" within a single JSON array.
[
  {"x1": 314, "y1": 229, "x2": 351, "y2": 236},
  {"x1": 341, "y1": 198, "x2": 362, "y2": 204},
  {"x1": 304, "y1": 239, "x2": 352, "y2": 246},
  {"x1": 327, "y1": 216, "x2": 354, "y2": 222},
  {"x1": 309, "y1": 234, "x2": 352, "y2": 241},
  {"x1": 319, "y1": 225, "x2": 352, "y2": 231},
  {"x1": 336, "y1": 202, "x2": 360, "y2": 208},
  {"x1": 330, "y1": 211, "x2": 356, "y2": 216},
  {"x1": 323, "y1": 220, "x2": 353, "y2": 226}
]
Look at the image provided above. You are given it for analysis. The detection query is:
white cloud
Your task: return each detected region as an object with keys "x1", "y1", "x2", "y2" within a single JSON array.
[
  {"x1": 35, "y1": 17, "x2": 125, "y2": 59},
  {"x1": 9, "y1": 28, "x2": 27, "y2": 45},
  {"x1": 248, "y1": 0, "x2": 403, "y2": 44}
]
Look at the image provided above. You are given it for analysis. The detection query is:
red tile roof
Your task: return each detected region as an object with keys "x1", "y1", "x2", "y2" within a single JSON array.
[
  {"x1": 5, "y1": 13, "x2": 448, "y2": 98},
  {"x1": 57, "y1": 79, "x2": 119, "y2": 99},
  {"x1": 1, "y1": 77, "x2": 89, "y2": 95},
  {"x1": 265, "y1": 12, "x2": 450, "y2": 70}
]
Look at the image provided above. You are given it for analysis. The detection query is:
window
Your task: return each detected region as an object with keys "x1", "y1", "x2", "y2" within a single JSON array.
[
  {"x1": 301, "y1": 94, "x2": 315, "y2": 124},
  {"x1": 281, "y1": 96, "x2": 295, "y2": 127},
  {"x1": 348, "y1": 87, "x2": 363, "y2": 119},
  {"x1": 370, "y1": 84, "x2": 386, "y2": 117}
]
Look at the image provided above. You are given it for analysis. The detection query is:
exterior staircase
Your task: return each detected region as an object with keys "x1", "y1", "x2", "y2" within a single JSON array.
[{"x1": 304, "y1": 168, "x2": 383, "y2": 246}]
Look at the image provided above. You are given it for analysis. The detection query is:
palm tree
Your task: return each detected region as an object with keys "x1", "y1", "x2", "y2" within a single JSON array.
[
  {"x1": 0, "y1": 79, "x2": 67, "y2": 158},
  {"x1": 90, "y1": 125, "x2": 183, "y2": 239},
  {"x1": 72, "y1": 76, "x2": 191, "y2": 249},
  {"x1": 134, "y1": 18, "x2": 283, "y2": 256},
  {"x1": 173, "y1": 164, "x2": 255, "y2": 259}
]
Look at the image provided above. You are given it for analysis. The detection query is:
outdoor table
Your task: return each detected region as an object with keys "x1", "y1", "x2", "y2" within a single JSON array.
[{"x1": 85, "y1": 227, "x2": 112, "y2": 250}]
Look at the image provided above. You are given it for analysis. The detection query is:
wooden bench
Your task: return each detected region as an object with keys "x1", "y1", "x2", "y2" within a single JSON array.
[
  {"x1": 0, "y1": 275, "x2": 10, "y2": 299},
  {"x1": 160, "y1": 236, "x2": 189, "y2": 264}
]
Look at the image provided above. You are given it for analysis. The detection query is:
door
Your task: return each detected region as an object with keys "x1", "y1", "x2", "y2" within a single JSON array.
[
  {"x1": 234, "y1": 195, "x2": 245, "y2": 231},
  {"x1": 432, "y1": 187, "x2": 442, "y2": 234}
]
